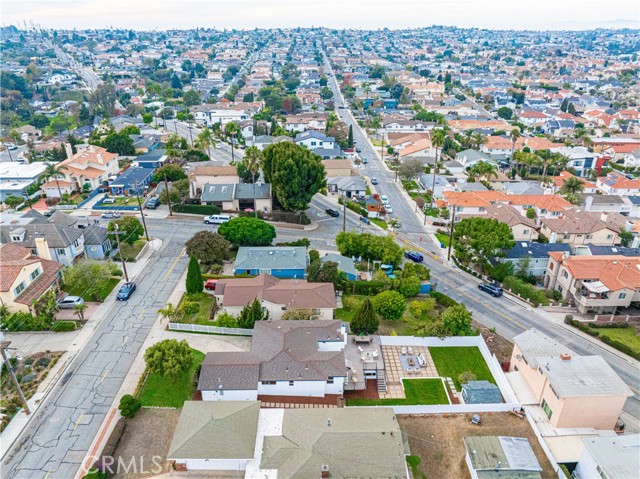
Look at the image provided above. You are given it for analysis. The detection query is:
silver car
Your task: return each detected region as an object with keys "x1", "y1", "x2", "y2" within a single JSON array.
[{"x1": 57, "y1": 296, "x2": 85, "y2": 309}]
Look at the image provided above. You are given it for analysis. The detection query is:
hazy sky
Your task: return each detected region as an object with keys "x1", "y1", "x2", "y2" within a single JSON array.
[{"x1": 3, "y1": 0, "x2": 639, "y2": 31}]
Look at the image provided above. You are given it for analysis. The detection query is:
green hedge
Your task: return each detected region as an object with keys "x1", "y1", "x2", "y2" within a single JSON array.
[
  {"x1": 600, "y1": 335, "x2": 640, "y2": 361},
  {"x1": 503, "y1": 276, "x2": 549, "y2": 306},
  {"x1": 51, "y1": 321, "x2": 78, "y2": 332},
  {"x1": 348, "y1": 281, "x2": 389, "y2": 295},
  {"x1": 430, "y1": 291, "x2": 459, "y2": 308},
  {"x1": 173, "y1": 204, "x2": 221, "y2": 215}
]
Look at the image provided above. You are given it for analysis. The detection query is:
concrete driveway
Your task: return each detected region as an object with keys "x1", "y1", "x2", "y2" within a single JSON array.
[
  {"x1": 55, "y1": 302, "x2": 100, "y2": 320},
  {"x1": 159, "y1": 329, "x2": 251, "y2": 353}
]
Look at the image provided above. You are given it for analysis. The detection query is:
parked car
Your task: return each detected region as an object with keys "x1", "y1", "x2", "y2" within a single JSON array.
[
  {"x1": 116, "y1": 282, "x2": 137, "y2": 300},
  {"x1": 101, "y1": 211, "x2": 121, "y2": 219},
  {"x1": 380, "y1": 195, "x2": 389, "y2": 204},
  {"x1": 478, "y1": 282, "x2": 503, "y2": 297},
  {"x1": 359, "y1": 215, "x2": 370, "y2": 224},
  {"x1": 204, "y1": 279, "x2": 217, "y2": 291},
  {"x1": 404, "y1": 251, "x2": 423, "y2": 263},
  {"x1": 356, "y1": 147, "x2": 362, "y2": 153},
  {"x1": 146, "y1": 197, "x2": 159, "y2": 209},
  {"x1": 371, "y1": 178, "x2": 378, "y2": 185},
  {"x1": 362, "y1": 158, "x2": 368, "y2": 164},
  {"x1": 204, "y1": 214, "x2": 231, "y2": 224},
  {"x1": 325, "y1": 208, "x2": 340, "y2": 217},
  {"x1": 384, "y1": 206, "x2": 393, "y2": 214},
  {"x1": 57, "y1": 296, "x2": 85, "y2": 309}
]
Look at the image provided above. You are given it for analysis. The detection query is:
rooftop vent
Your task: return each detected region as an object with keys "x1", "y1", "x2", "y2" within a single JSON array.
[{"x1": 560, "y1": 354, "x2": 572, "y2": 361}]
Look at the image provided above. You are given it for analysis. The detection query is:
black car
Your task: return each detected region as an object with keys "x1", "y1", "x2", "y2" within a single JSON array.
[
  {"x1": 116, "y1": 282, "x2": 137, "y2": 300},
  {"x1": 404, "y1": 251, "x2": 424, "y2": 263},
  {"x1": 326, "y1": 208, "x2": 340, "y2": 217},
  {"x1": 478, "y1": 282, "x2": 503, "y2": 297}
]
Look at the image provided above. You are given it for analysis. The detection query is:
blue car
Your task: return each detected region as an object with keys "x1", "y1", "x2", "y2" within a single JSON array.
[
  {"x1": 116, "y1": 282, "x2": 136, "y2": 300},
  {"x1": 404, "y1": 251, "x2": 424, "y2": 263}
]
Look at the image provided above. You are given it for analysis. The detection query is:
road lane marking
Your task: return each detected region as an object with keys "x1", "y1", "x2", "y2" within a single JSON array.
[
  {"x1": 99, "y1": 369, "x2": 109, "y2": 384},
  {"x1": 163, "y1": 247, "x2": 185, "y2": 281},
  {"x1": 72, "y1": 413, "x2": 84, "y2": 433}
]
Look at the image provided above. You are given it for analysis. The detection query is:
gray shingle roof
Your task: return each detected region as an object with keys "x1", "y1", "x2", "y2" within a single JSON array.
[
  {"x1": 321, "y1": 253, "x2": 358, "y2": 277},
  {"x1": 82, "y1": 224, "x2": 110, "y2": 246},
  {"x1": 235, "y1": 246, "x2": 307, "y2": 271},
  {"x1": 0, "y1": 223, "x2": 83, "y2": 248},
  {"x1": 513, "y1": 328, "x2": 575, "y2": 369}
]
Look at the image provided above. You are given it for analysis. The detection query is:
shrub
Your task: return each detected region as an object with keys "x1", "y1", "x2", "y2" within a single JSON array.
[
  {"x1": 342, "y1": 295, "x2": 364, "y2": 311},
  {"x1": 503, "y1": 276, "x2": 549, "y2": 306},
  {"x1": 599, "y1": 335, "x2": 640, "y2": 360},
  {"x1": 398, "y1": 276, "x2": 422, "y2": 298},
  {"x1": 371, "y1": 290, "x2": 406, "y2": 321},
  {"x1": 564, "y1": 314, "x2": 574, "y2": 324},
  {"x1": 118, "y1": 394, "x2": 141, "y2": 419},
  {"x1": 172, "y1": 204, "x2": 221, "y2": 215},
  {"x1": 458, "y1": 371, "x2": 477, "y2": 384},
  {"x1": 51, "y1": 321, "x2": 78, "y2": 332},
  {"x1": 216, "y1": 312, "x2": 239, "y2": 328},
  {"x1": 349, "y1": 281, "x2": 389, "y2": 295},
  {"x1": 275, "y1": 238, "x2": 311, "y2": 247},
  {"x1": 144, "y1": 339, "x2": 194, "y2": 377},
  {"x1": 430, "y1": 291, "x2": 459, "y2": 308},
  {"x1": 179, "y1": 301, "x2": 200, "y2": 317},
  {"x1": 84, "y1": 467, "x2": 107, "y2": 479}
]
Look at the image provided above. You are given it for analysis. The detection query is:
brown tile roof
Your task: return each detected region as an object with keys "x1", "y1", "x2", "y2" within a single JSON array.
[
  {"x1": 552, "y1": 171, "x2": 597, "y2": 189},
  {"x1": 541, "y1": 209, "x2": 619, "y2": 235},
  {"x1": 191, "y1": 165, "x2": 238, "y2": 177},
  {"x1": 14, "y1": 258, "x2": 63, "y2": 305}
]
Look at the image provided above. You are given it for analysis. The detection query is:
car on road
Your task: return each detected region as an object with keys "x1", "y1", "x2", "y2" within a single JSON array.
[
  {"x1": 384, "y1": 206, "x2": 393, "y2": 214},
  {"x1": 478, "y1": 282, "x2": 503, "y2": 297},
  {"x1": 356, "y1": 147, "x2": 362, "y2": 153},
  {"x1": 380, "y1": 195, "x2": 389, "y2": 204},
  {"x1": 325, "y1": 208, "x2": 340, "y2": 217},
  {"x1": 359, "y1": 215, "x2": 370, "y2": 224},
  {"x1": 101, "y1": 211, "x2": 121, "y2": 219},
  {"x1": 57, "y1": 296, "x2": 85, "y2": 309},
  {"x1": 404, "y1": 251, "x2": 423, "y2": 263},
  {"x1": 146, "y1": 197, "x2": 159, "y2": 209},
  {"x1": 361, "y1": 158, "x2": 368, "y2": 164},
  {"x1": 204, "y1": 214, "x2": 231, "y2": 224},
  {"x1": 204, "y1": 279, "x2": 218, "y2": 291},
  {"x1": 116, "y1": 282, "x2": 137, "y2": 300},
  {"x1": 371, "y1": 178, "x2": 378, "y2": 185}
]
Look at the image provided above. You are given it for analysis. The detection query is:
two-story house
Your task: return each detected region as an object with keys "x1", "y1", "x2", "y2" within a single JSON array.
[
  {"x1": 597, "y1": 171, "x2": 640, "y2": 196},
  {"x1": 0, "y1": 243, "x2": 63, "y2": 313},
  {"x1": 294, "y1": 131, "x2": 337, "y2": 151},
  {"x1": 540, "y1": 209, "x2": 623, "y2": 246},
  {"x1": 188, "y1": 165, "x2": 239, "y2": 198},
  {"x1": 57, "y1": 145, "x2": 119, "y2": 192},
  {"x1": 509, "y1": 329, "x2": 632, "y2": 429}
]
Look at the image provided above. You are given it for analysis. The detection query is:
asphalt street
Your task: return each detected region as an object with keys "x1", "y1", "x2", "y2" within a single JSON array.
[{"x1": 2, "y1": 228, "x2": 188, "y2": 479}]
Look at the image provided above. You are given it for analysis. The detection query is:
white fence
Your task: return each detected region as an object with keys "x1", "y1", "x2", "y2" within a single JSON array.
[
  {"x1": 167, "y1": 322, "x2": 253, "y2": 336},
  {"x1": 387, "y1": 403, "x2": 522, "y2": 414}
]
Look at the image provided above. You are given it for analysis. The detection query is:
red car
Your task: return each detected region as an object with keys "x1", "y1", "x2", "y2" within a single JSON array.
[{"x1": 204, "y1": 279, "x2": 217, "y2": 291}]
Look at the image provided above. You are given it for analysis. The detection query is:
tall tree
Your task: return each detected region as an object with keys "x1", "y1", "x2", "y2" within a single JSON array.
[
  {"x1": 197, "y1": 128, "x2": 213, "y2": 159},
  {"x1": 237, "y1": 298, "x2": 269, "y2": 329},
  {"x1": 429, "y1": 128, "x2": 446, "y2": 209},
  {"x1": 107, "y1": 217, "x2": 144, "y2": 245},
  {"x1": 347, "y1": 124, "x2": 354, "y2": 148},
  {"x1": 225, "y1": 121, "x2": 239, "y2": 163},
  {"x1": 90, "y1": 80, "x2": 117, "y2": 117},
  {"x1": 510, "y1": 127, "x2": 521, "y2": 163},
  {"x1": 185, "y1": 231, "x2": 231, "y2": 265},
  {"x1": 560, "y1": 176, "x2": 584, "y2": 204},
  {"x1": 185, "y1": 256, "x2": 203, "y2": 294},
  {"x1": 453, "y1": 217, "x2": 515, "y2": 269},
  {"x1": 218, "y1": 217, "x2": 276, "y2": 246},
  {"x1": 43, "y1": 161, "x2": 65, "y2": 199},
  {"x1": 243, "y1": 146, "x2": 263, "y2": 217},
  {"x1": 351, "y1": 298, "x2": 379, "y2": 335}
]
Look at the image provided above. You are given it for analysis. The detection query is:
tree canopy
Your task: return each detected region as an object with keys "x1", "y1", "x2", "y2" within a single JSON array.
[
  {"x1": 336, "y1": 232, "x2": 404, "y2": 267},
  {"x1": 185, "y1": 230, "x2": 231, "y2": 265},
  {"x1": 153, "y1": 164, "x2": 187, "y2": 183},
  {"x1": 453, "y1": 217, "x2": 515, "y2": 266},
  {"x1": 351, "y1": 298, "x2": 379, "y2": 335},
  {"x1": 218, "y1": 216, "x2": 276, "y2": 246},
  {"x1": 107, "y1": 216, "x2": 144, "y2": 245},
  {"x1": 144, "y1": 339, "x2": 194, "y2": 377}
]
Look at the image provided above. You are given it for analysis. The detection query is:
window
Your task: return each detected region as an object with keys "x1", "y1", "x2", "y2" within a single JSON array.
[
  {"x1": 541, "y1": 399, "x2": 553, "y2": 419},
  {"x1": 261, "y1": 381, "x2": 276, "y2": 385},
  {"x1": 11, "y1": 235, "x2": 22, "y2": 242},
  {"x1": 455, "y1": 206, "x2": 463, "y2": 212},
  {"x1": 619, "y1": 292, "x2": 627, "y2": 299},
  {"x1": 549, "y1": 263, "x2": 554, "y2": 270},
  {"x1": 73, "y1": 239, "x2": 81, "y2": 247},
  {"x1": 327, "y1": 377, "x2": 334, "y2": 384},
  {"x1": 57, "y1": 248, "x2": 66, "y2": 256},
  {"x1": 607, "y1": 234, "x2": 613, "y2": 240},
  {"x1": 523, "y1": 229, "x2": 529, "y2": 235},
  {"x1": 478, "y1": 207, "x2": 485, "y2": 212},
  {"x1": 562, "y1": 270, "x2": 569, "y2": 279},
  {"x1": 289, "y1": 381, "x2": 294, "y2": 386},
  {"x1": 549, "y1": 384, "x2": 559, "y2": 399},
  {"x1": 14, "y1": 281, "x2": 27, "y2": 297},
  {"x1": 29, "y1": 268, "x2": 41, "y2": 281},
  {"x1": 586, "y1": 234, "x2": 592, "y2": 240}
]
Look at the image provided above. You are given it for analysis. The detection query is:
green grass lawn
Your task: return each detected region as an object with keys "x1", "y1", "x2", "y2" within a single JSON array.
[
  {"x1": 106, "y1": 196, "x2": 138, "y2": 206},
  {"x1": 593, "y1": 326, "x2": 640, "y2": 354},
  {"x1": 139, "y1": 348, "x2": 205, "y2": 407},
  {"x1": 401, "y1": 180, "x2": 419, "y2": 191},
  {"x1": 346, "y1": 378, "x2": 448, "y2": 406},
  {"x1": 178, "y1": 293, "x2": 216, "y2": 325},
  {"x1": 116, "y1": 240, "x2": 146, "y2": 262},
  {"x1": 370, "y1": 218, "x2": 388, "y2": 230},
  {"x1": 429, "y1": 346, "x2": 495, "y2": 390},
  {"x1": 423, "y1": 207, "x2": 440, "y2": 218},
  {"x1": 63, "y1": 277, "x2": 120, "y2": 302},
  {"x1": 435, "y1": 233, "x2": 450, "y2": 247}
]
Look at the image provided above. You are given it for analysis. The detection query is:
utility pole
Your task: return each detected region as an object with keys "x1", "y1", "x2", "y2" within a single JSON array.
[
  {"x1": 395, "y1": 153, "x2": 399, "y2": 182},
  {"x1": 1, "y1": 340, "x2": 30, "y2": 415},
  {"x1": 6, "y1": 146, "x2": 14, "y2": 162},
  {"x1": 447, "y1": 205, "x2": 456, "y2": 261},
  {"x1": 164, "y1": 172, "x2": 173, "y2": 216},
  {"x1": 342, "y1": 190, "x2": 347, "y2": 233},
  {"x1": 133, "y1": 182, "x2": 150, "y2": 241},
  {"x1": 112, "y1": 224, "x2": 130, "y2": 282}
]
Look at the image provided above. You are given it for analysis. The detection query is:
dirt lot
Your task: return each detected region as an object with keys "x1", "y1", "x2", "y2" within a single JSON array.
[
  {"x1": 102, "y1": 408, "x2": 180, "y2": 479},
  {"x1": 398, "y1": 413, "x2": 556, "y2": 479},
  {"x1": 473, "y1": 320, "x2": 514, "y2": 363}
]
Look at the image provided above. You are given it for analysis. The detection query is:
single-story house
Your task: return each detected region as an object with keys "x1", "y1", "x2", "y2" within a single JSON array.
[
  {"x1": 321, "y1": 253, "x2": 359, "y2": 280},
  {"x1": 109, "y1": 166, "x2": 154, "y2": 195},
  {"x1": 233, "y1": 246, "x2": 307, "y2": 278},
  {"x1": 82, "y1": 224, "x2": 113, "y2": 260},
  {"x1": 327, "y1": 176, "x2": 367, "y2": 198},
  {"x1": 215, "y1": 274, "x2": 336, "y2": 321},
  {"x1": 464, "y1": 436, "x2": 542, "y2": 479},
  {"x1": 200, "y1": 183, "x2": 272, "y2": 213},
  {"x1": 323, "y1": 159, "x2": 353, "y2": 177}
]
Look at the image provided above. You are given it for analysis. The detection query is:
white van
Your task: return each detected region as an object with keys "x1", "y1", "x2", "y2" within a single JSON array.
[{"x1": 204, "y1": 214, "x2": 231, "y2": 225}]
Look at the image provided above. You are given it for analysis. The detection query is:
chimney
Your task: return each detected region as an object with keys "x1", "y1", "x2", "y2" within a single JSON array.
[
  {"x1": 35, "y1": 237, "x2": 52, "y2": 260},
  {"x1": 321, "y1": 465, "x2": 330, "y2": 479},
  {"x1": 64, "y1": 142, "x2": 73, "y2": 159},
  {"x1": 97, "y1": 153, "x2": 103, "y2": 163},
  {"x1": 560, "y1": 353, "x2": 572, "y2": 361},
  {"x1": 600, "y1": 212, "x2": 609, "y2": 222}
]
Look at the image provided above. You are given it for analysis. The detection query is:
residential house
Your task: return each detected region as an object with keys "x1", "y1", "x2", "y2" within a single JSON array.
[
  {"x1": 544, "y1": 254, "x2": 640, "y2": 313},
  {"x1": 215, "y1": 275, "x2": 335, "y2": 321},
  {"x1": 497, "y1": 242, "x2": 571, "y2": 277},
  {"x1": 456, "y1": 149, "x2": 495, "y2": 169},
  {"x1": 199, "y1": 183, "x2": 272, "y2": 213},
  {"x1": 509, "y1": 329, "x2": 632, "y2": 429},
  {"x1": 364, "y1": 195, "x2": 385, "y2": 218},
  {"x1": 550, "y1": 147, "x2": 599, "y2": 178},
  {"x1": 108, "y1": 166, "x2": 154, "y2": 195},
  {"x1": 0, "y1": 162, "x2": 48, "y2": 201},
  {"x1": 83, "y1": 225, "x2": 113, "y2": 260},
  {"x1": 550, "y1": 171, "x2": 599, "y2": 194},
  {"x1": 501, "y1": 181, "x2": 544, "y2": 196},
  {"x1": 321, "y1": 253, "x2": 359, "y2": 281},
  {"x1": 134, "y1": 149, "x2": 167, "y2": 169},
  {"x1": 233, "y1": 247, "x2": 307, "y2": 278},
  {"x1": 17, "y1": 125, "x2": 42, "y2": 142},
  {"x1": 253, "y1": 135, "x2": 274, "y2": 151},
  {"x1": 440, "y1": 190, "x2": 508, "y2": 216},
  {"x1": 322, "y1": 159, "x2": 353, "y2": 177},
  {"x1": 540, "y1": 209, "x2": 622, "y2": 246},
  {"x1": 463, "y1": 436, "x2": 542, "y2": 479},
  {"x1": 578, "y1": 193, "x2": 633, "y2": 216},
  {"x1": 40, "y1": 180, "x2": 75, "y2": 199},
  {"x1": 597, "y1": 171, "x2": 640, "y2": 196},
  {"x1": 398, "y1": 139, "x2": 434, "y2": 158},
  {"x1": 419, "y1": 174, "x2": 456, "y2": 200},
  {"x1": 57, "y1": 145, "x2": 119, "y2": 192},
  {"x1": 192, "y1": 102, "x2": 261, "y2": 126},
  {"x1": 507, "y1": 195, "x2": 573, "y2": 220},
  {"x1": 189, "y1": 165, "x2": 239, "y2": 197},
  {"x1": 284, "y1": 114, "x2": 327, "y2": 132},
  {"x1": 327, "y1": 176, "x2": 366, "y2": 198},
  {"x1": 575, "y1": 435, "x2": 640, "y2": 479},
  {"x1": 0, "y1": 243, "x2": 63, "y2": 313},
  {"x1": 198, "y1": 320, "x2": 345, "y2": 400},
  {"x1": 622, "y1": 148, "x2": 640, "y2": 168},
  {"x1": 167, "y1": 401, "x2": 260, "y2": 472},
  {"x1": 294, "y1": 131, "x2": 337, "y2": 151},
  {"x1": 129, "y1": 134, "x2": 160, "y2": 154},
  {"x1": 457, "y1": 203, "x2": 538, "y2": 241}
]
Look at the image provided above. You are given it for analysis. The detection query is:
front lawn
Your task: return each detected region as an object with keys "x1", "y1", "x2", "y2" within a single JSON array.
[
  {"x1": 370, "y1": 218, "x2": 388, "y2": 230},
  {"x1": 435, "y1": 233, "x2": 450, "y2": 247},
  {"x1": 346, "y1": 378, "x2": 448, "y2": 406},
  {"x1": 401, "y1": 180, "x2": 419, "y2": 191},
  {"x1": 116, "y1": 240, "x2": 147, "y2": 262},
  {"x1": 63, "y1": 277, "x2": 120, "y2": 302},
  {"x1": 429, "y1": 346, "x2": 495, "y2": 390},
  {"x1": 138, "y1": 348, "x2": 205, "y2": 407},
  {"x1": 593, "y1": 326, "x2": 640, "y2": 356},
  {"x1": 177, "y1": 292, "x2": 216, "y2": 325}
]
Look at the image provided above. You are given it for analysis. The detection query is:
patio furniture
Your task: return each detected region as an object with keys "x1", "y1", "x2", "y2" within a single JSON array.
[
  {"x1": 360, "y1": 354, "x2": 367, "y2": 362},
  {"x1": 355, "y1": 335, "x2": 371, "y2": 344},
  {"x1": 358, "y1": 346, "x2": 364, "y2": 353},
  {"x1": 408, "y1": 347, "x2": 414, "y2": 355},
  {"x1": 372, "y1": 350, "x2": 379, "y2": 359},
  {"x1": 401, "y1": 347, "x2": 407, "y2": 355},
  {"x1": 417, "y1": 353, "x2": 426, "y2": 366},
  {"x1": 407, "y1": 357, "x2": 416, "y2": 367}
]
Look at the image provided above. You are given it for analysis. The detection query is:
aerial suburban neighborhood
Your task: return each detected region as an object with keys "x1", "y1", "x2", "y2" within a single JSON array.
[{"x1": 0, "y1": 3, "x2": 639, "y2": 479}]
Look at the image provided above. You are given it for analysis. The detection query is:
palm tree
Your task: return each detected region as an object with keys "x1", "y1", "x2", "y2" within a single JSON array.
[
  {"x1": 560, "y1": 176, "x2": 584, "y2": 204},
  {"x1": 211, "y1": 122, "x2": 222, "y2": 148},
  {"x1": 157, "y1": 303, "x2": 179, "y2": 323},
  {"x1": 43, "y1": 161, "x2": 64, "y2": 200},
  {"x1": 471, "y1": 132, "x2": 486, "y2": 150},
  {"x1": 243, "y1": 146, "x2": 263, "y2": 218},
  {"x1": 429, "y1": 129, "x2": 446, "y2": 210},
  {"x1": 510, "y1": 127, "x2": 521, "y2": 162},
  {"x1": 225, "y1": 122, "x2": 240, "y2": 163},
  {"x1": 197, "y1": 128, "x2": 213, "y2": 159},
  {"x1": 73, "y1": 303, "x2": 88, "y2": 321},
  {"x1": 469, "y1": 161, "x2": 498, "y2": 182}
]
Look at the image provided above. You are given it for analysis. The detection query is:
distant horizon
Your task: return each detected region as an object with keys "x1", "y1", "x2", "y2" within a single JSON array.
[{"x1": 3, "y1": 0, "x2": 639, "y2": 31}]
